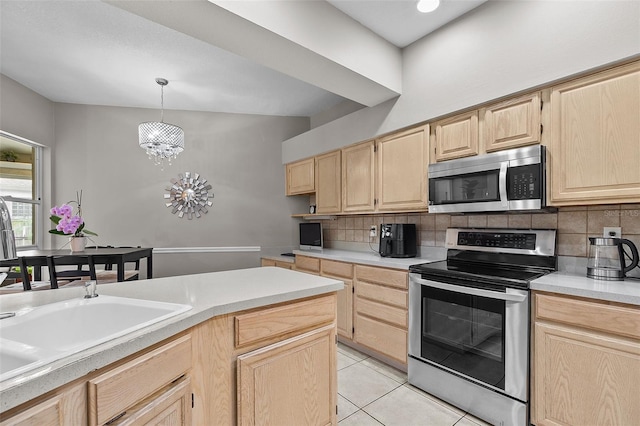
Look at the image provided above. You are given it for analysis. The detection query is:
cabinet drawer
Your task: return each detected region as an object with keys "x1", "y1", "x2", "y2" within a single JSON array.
[
  {"x1": 88, "y1": 335, "x2": 192, "y2": 426},
  {"x1": 355, "y1": 315, "x2": 407, "y2": 364},
  {"x1": 356, "y1": 281, "x2": 407, "y2": 309},
  {"x1": 356, "y1": 265, "x2": 407, "y2": 289},
  {"x1": 535, "y1": 293, "x2": 640, "y2": 339},
  {"x1": 321, "y1": 259, "x2": 353, "y2": 278},
  {"x1": 356, "y1": 297, "x2": 407, "y2": 328},
  {"x1": 295, "y1": 255, "x2": 320, "y2": 274},
  {"x1": 235, "y1": 294, "x2": 335, "y2": 348}
]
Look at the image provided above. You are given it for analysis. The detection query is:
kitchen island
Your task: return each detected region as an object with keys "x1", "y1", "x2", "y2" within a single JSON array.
[{"x1": 0, "y1": 266, "x2": 343, "y2": 425}]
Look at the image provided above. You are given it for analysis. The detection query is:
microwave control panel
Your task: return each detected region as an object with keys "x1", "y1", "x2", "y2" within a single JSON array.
[{"x1": 507, "y1": 163, "x2": 541, "y2": 200}]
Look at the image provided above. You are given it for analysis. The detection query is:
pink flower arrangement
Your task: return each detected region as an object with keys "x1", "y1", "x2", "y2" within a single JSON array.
[{"x1": 49, "y1": 191, "x2": 97, "y2": 237}]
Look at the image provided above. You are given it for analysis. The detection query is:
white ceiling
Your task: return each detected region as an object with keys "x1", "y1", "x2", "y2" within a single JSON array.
[{"x1": 0, "y1": 0, "x2": 487, "y2": 118}]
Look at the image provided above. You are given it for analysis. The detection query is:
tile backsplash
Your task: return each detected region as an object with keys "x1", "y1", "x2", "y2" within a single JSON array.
[{"x1": 319, "y1": 204, "x2": 640, "y2": 258}]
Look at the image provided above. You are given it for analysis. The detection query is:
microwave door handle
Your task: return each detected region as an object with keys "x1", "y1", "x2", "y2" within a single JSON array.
[
  {"x1": 499, "y1": 161, "x2": 508, "y2": 205},
  {"x1": 410, "y1": 275, "x2": 527, "y2": 302}
]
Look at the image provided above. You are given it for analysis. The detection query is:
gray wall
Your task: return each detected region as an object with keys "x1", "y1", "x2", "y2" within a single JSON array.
[
  {"x1": 282, "y1": 0, "x2": 640, "y2": 162},
  {"x1": 52, "y1": 103, "x2": 308, "y2": 277},
  {"x1": 0, "y1": 74, "x2": 55, "y2": 247}
]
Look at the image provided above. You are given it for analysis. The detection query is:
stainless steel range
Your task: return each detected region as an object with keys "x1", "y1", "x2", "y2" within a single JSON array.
[{"x1": 408, "y1": 228, "x2": 557, "y2": 426}]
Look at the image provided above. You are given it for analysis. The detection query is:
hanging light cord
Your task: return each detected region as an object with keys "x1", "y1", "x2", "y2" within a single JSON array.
[{"x1": 160, "y1": 84, "x2": 165, "y2": 123}]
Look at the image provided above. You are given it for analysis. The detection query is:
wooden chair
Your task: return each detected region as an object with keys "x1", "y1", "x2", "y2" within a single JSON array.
[{"x1": 46, "y1": 255, "x2": 97, "y2": 289}]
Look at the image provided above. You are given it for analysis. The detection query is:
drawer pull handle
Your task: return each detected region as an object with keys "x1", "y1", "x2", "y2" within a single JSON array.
[{"x1": 106, "y1": 411, "x2": 127, "y2": 425}]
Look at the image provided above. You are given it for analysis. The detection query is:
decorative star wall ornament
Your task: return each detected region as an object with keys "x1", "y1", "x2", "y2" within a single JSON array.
[{"x1": 164, "y1": 172, "x2": 214, "y2": 219}]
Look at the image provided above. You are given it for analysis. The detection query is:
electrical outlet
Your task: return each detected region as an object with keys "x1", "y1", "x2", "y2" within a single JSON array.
[
  {"x1": 603, "y1": 227, "x2": 622, "y2": 238},
  {"x1": 369, "y1": 225, "x2": 377, "y2": 237}
]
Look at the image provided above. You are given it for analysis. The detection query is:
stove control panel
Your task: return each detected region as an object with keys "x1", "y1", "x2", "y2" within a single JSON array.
[{"x1": 457, "y1": 231, "x2": 536, "y2": 250}]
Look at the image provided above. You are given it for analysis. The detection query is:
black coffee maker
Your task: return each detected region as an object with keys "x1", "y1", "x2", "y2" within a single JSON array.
[{"x1": 379, "y1": 224, "x2": 417, "y2": 258}]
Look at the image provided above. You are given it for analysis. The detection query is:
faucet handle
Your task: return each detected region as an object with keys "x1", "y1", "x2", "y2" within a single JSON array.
[{"x1": 84, "y1": 280, "x2": 98, "y2": 298}]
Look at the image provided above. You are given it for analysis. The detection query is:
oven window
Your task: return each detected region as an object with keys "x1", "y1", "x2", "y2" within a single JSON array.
[
  {"x1": 420, "y1": 286, "x2": 505, "y2": 390},
  {"x1": 429, "y1": 169, "x2": 500, "y2": 205}
]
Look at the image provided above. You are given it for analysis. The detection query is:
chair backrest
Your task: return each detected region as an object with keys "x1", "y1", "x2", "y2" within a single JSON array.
[{"x1": 47, "y1": 255, "x2": 97, "y2": 289}]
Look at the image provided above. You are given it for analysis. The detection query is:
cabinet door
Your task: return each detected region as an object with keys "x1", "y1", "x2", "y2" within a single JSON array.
[
  {"x1": 237, "y1": 324, "x2": 337, "y2": 426},
  {"x1": 481, "y1": 92, "x2": 541, "y2": 152},
  {"x1": 434, "y1": 111, "x2": 479, "y2": 161},
  {"x1": 534, "y1": 322, "x2": 640, "y2": 425},
  {"x1": 549, "y1": 61, "x2": 640, "y2": 205},
  {"x1": 377, "y1": 125, "x2": 429, "y2": 211},
  {"x1": 286, "y1": 158, "x2": 315, "y2": 195},
  {"x1": 116, "y1": 377, "x2": 192, "y2": 426},
  {"x1": 295, "y1": 255, "x2": 320, "y2": 274},
  {"x1": 321, "y1": 260, "x2": 354, "y2": 340},
  {"x1": 0, "y1": 383, "x2": 86, "y2": 426},
  {"x1": 261, "y1": 258, "x2": 276, "y2": 267},
  {"x1": 342, "y1": 141, "x2": 376, "y2": 212},
  {"x1": 315, "y1": 150, "x2": 341, "y2": 214}
]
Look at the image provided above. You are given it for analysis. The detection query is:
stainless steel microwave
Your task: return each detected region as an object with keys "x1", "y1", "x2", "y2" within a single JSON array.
[{"x1": 428, "y1": 145, "x2": 546, "y2": 213}]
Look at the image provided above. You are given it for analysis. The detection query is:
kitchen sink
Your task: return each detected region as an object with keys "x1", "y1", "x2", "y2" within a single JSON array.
[{"x1": 0, "y1": 295, "x2": 192, "y2": 382}]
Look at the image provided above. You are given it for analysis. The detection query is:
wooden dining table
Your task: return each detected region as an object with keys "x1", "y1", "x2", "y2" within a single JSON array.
[{"x1": 0, "y1": 247, "x2": 153, "y2": 283}]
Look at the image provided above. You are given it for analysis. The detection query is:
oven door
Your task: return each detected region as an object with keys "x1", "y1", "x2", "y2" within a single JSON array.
[{"x1": 408, "y1": 274, "x2": 529, "y2": 402}]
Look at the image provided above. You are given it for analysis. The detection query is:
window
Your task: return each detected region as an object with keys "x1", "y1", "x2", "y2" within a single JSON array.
[{"x1": 0, "y1": 131, "x2": 42, "y2": 248}]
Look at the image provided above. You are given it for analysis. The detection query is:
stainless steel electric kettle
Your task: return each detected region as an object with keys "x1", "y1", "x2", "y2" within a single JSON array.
[{"x1": 587, "y1": 237, "x2": 639, "y2": 281}]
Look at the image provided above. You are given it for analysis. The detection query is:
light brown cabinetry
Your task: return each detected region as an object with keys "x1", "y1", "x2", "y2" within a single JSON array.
[
  {"x1": 342, "y1": 141, "x2": 376, "y2": 212},
  {"x1": 237, "y1": 324, "x2": 336, "y2": 426},
  {"x1": 549, "y1": 61, "x2": 640, "y2": 205},
  {"x1": 294, "y1": 254, "x2": 320, "y2": 274},
  {"x1": 433, "y1": 111, "x2": 479, "y2": 161},
  {"x1": 316, "y1": 150, "x2": 342, "y2": 214},
  {"x1": 376, "y1": 125, "x2": 429, "y2": 211},
  {"x1": 480, "y1": 92, "x2": 542, "y2": 152},
  {"x1": 321, "y1": 259, "x2": 354, "y2": 339},
  {"x1": 353, "y1": 265, "x2": 408, "y2": 366},
  {"x1": 261, "y1": 258, "x2": 293, "y2": 269},
  {"x1": 0, "y1": 382, "x2": 86, "y2": 426},
  {"x1": 88, "y1": 335, "x2": 192, "y2": 426},
  {"x1": 286, "y1": 157, "x2": 315, "y2": 195},
  {"x1": 532, "y1": 292, "x2": 640, "y2": 425}
]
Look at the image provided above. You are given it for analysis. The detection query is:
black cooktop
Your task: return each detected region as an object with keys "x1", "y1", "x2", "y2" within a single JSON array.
[{"x1": 409, "y1": 259, "x2": 547, "y2": 288}]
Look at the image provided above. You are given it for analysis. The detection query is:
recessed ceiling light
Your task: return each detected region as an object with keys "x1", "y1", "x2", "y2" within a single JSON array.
[{"x1": 417, "y1": 0, "x2": 440, "y2": 13}]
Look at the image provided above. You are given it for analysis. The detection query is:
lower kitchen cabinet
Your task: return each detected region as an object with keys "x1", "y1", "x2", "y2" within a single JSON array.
[
  {"x1": 260, "y1": 258, "x2": 293, "y2": 269},
  {"x1": 0, "y1": 334, "x2": 192, "y2": 426},
  {"x1": 2, "y1": 293, "x2": 338, "y2": 426},
  {"x1": 321, "y1": 259, "x2": 354, "y2": 340},
  {"x1": 532, "y1": 292, "x2": 640, "y2": 425},
  {"x1": 353, "y1": 265, "x2": 408, "y2": 366},
  {"x1": 0, "y1": 382, "x2": 86, "y2": 426},
  {"x1": 237, "y1": 324, "x2": 336, "y2": 426}
]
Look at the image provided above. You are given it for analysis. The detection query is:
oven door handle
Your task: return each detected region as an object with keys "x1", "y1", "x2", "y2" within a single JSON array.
[
  {"x1": 410, "y1": 276, "x2": 527, "y2": 302},
  {"x1": 498, "y1": 161, "x2": 509, "y2": 205}
]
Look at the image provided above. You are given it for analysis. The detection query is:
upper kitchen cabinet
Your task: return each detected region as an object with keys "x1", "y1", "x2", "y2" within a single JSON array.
[
  {"x1": 433, "y1": 111, "x2": 479, "y2": 162},
  {"x1": 480, "y1": 92, "x2": 542, "y2": 152},
  {"x1": 315, "y1": 150, "x2": 341, "y2": 214},
  {"x1": 286, "y1": 157, "x2": 315, "y2": 195},
  {"x1": 377, "y1": 125, "x2": 429, "y2": 211},
  {"x1": 549, "y1": 60, "x2": 640, "y2": 205},
  {"x1": 342, "y1": 140, "x2": 376, "y2": 212}
]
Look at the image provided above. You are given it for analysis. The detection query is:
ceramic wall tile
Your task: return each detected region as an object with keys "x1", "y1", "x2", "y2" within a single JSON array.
[
  {"x1": 557, "y1": 233, "x2": 587, "y2": 257},
  {"x1": 508, "y1": 214, "x2": 531, "y2": 229},
  {"x1": 531, "y1": 213, "x2": 557, "y2": 229},
  {"x1": 487, "y1": 215, "x2": 508, "y2": 228},
  {"x1": 435, "y1": 214, "x2": 451, "y2": 230},
  {"x1": 450, "y1": 215, "x2": 468, "y2": 227},
  {"x1": 467, "y1": 215, "x2": 487, "y2": 228},
  {"x1": 587, "y1": 208, "x2": 620, "y2": 234},
  {"x1": 558, "y1": 211, "x2": 587, "y2": 234},
  {"x1": 421, "y1": 214, "x2": 436, "y2": 230}
]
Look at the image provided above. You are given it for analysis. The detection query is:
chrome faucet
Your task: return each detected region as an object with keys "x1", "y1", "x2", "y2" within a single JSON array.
[
  {"x1": 0, "y1": 312, "x2": 16, "y2": 320},
  {"x1": 84, "y1": 280, "x2": 98, "y2": 298},
  {"x1": 0, "y1": 197, "x2": 18, "y2": 261}
]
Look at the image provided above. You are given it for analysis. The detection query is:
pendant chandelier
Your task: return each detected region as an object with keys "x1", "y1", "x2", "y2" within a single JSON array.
[{"x1": 138, "y1": 78, "x2": 184, "y2": 167}]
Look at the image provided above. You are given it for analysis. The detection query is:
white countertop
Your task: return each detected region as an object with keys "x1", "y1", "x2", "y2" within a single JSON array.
[
  {"x1": 292, "y1": 248, "x2": 444, "y2": 269},
  {"x1": 0, "y1": 267, "x2": 343, "y2": 412},
  {"x1": 531, "y1": 272, "x2": 640, "y2": 306}
]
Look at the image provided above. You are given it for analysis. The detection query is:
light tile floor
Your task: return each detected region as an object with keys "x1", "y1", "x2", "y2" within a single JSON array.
[{"x1": 337, "y1": 344, "x2": 492, "y2": 426}]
